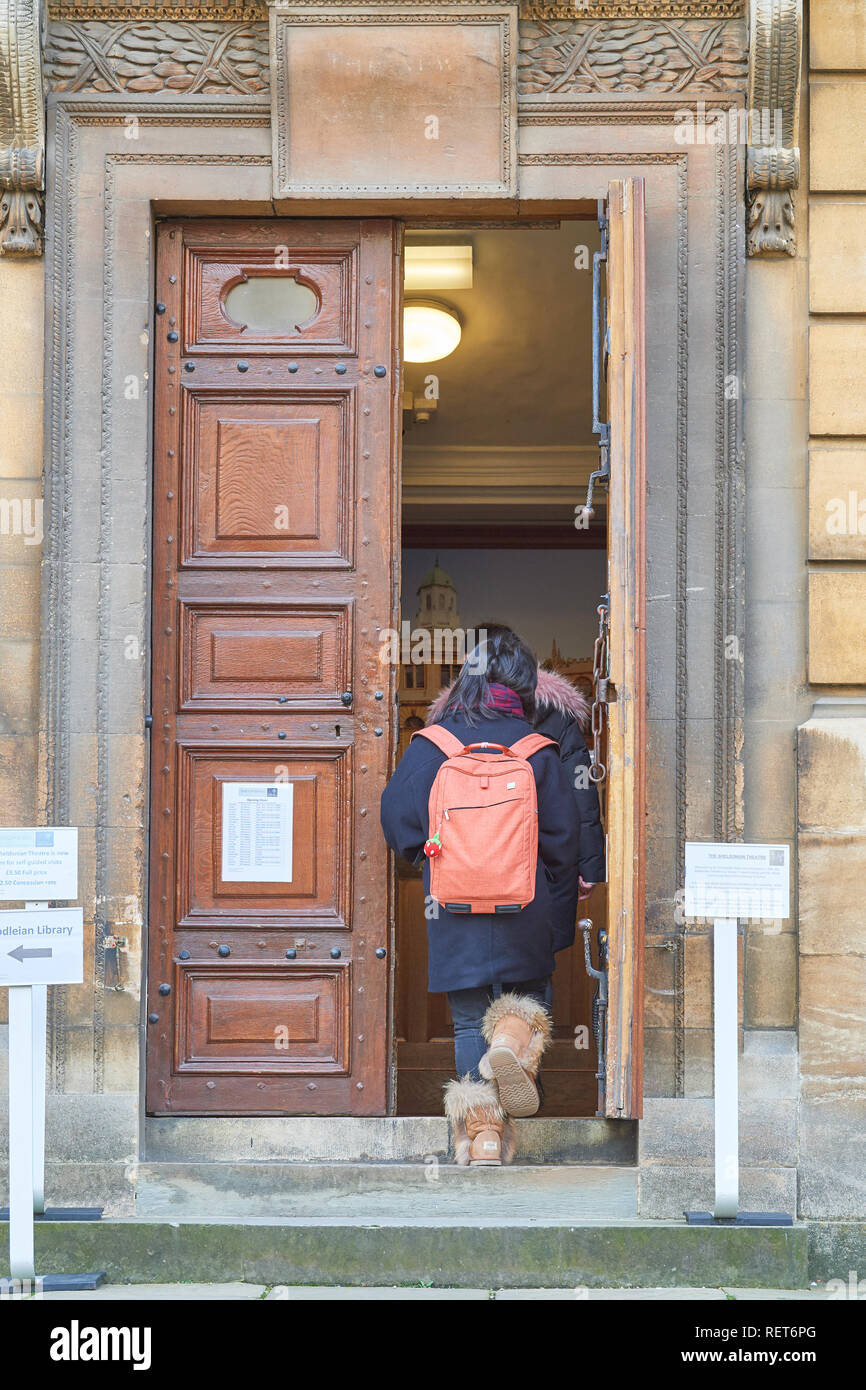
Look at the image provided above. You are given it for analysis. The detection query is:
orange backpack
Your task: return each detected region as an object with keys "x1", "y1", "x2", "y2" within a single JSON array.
[{"x1": 411, "y1": 726, "x2": 557, "y2": 915}]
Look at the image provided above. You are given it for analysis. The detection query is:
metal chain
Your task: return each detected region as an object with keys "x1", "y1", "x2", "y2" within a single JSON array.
[{"x1": 588, "y1": 596, "x2": 609, "y2": 784}]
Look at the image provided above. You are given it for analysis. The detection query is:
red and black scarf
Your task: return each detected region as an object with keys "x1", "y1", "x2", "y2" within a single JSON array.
[{"x1": 482, "y1": 682, "x2": 525, "y2": 718}]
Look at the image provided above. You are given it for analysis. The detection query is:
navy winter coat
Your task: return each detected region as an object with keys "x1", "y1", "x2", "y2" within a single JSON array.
[{"x1": 380, "y1": 709, "x2": 581, "y2": 993}]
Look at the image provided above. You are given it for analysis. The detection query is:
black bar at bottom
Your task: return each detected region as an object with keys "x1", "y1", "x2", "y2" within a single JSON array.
[
  {"x1": 40, "y1": 1272, "x2": 107, "y2": 1291},
  {"x1": 685, "y1": 1210, "x2": 794, "y2": 1227},
  {"x1": 0, "y1": 1207, "x2": 103, "y2": 1222}
]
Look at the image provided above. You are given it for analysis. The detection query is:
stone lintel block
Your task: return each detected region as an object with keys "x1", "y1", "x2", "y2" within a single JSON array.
[
  {"x1": 107, "y1": 732, "x2": 147, "y2": 833},
  {"x1": 0, "y1": 478, "x2": 44, "y2": 566},
  {"x1": 739, "y1": 1045, "x2": 799, "y2": 1101},
  {"x1": 810, "y1": 0, "x2": 866, "y2": 71},
  {"x1": 799, "y1": 830, "x2": 866, "y2": 954},
  {"x1": 799, "y1": 1096, "x2": 866, "y2": 1220},
  {"x1": 100, "y1": 1026, "x2": 141, "y2": 1093},
  {"x1": 0, "y1": 1093, "x2": 138, "y2": 1164},
  {"x1": 811, "y1": 80, "x2": 866, "y2": 192},
  {"x1": 798, "y1": 714, "x2": 866, "y2": 828},
  {"x1": 0, "y1": 400, "x2": 44, "y2": 480},
  {"x1": 810, "y1": 322, "x2": 866, "y2": 435},
  {"x1": 743, "y1": 1029, "x2": 798, "y2": 1057},
  {"x1": 800, "y1": 955, "x2": 866, "y2": 1079},
  {"x1": 743, "y1": 720, "x2": 798, "y2": 844},
  {"x1": 644, "y1": 936, "x2": 676, "y2": 1030},
  {"x1": 0, "y1": 1161, "x2": 135, "y2": 1217},
  {"x1": 808, "y1": 572, "x2": 866, "y2": 685},
  {"x1": 0, "y1": 734, "x2": 38, "y2": 823},
  {"x1": 810, "y1": 203, "x2": 866, "y2": 314},
  {"x1": 744, "y1": 928, "x2": 797, "y2": 1029},
  {"x1": 684, "y1": 931, "x2": 744, "y2": 1029},
  {"x1": 0, "y1": 260, "x2": 45, "y2": 394},
  {"x1": 0, "y1": 566, "x2": 40, "y2": 641},
  {"x1": 0, "y1": 640, "x2": 39, "y2": 732},
  {"x1": 800, "y1": 1074, "x2": 866, "y2": 1103},
  {"x1": 641, "y1": 1026, "x2": 675, "y2": 1099},
  {"x1": 685, "y1": 1027, "x2": 744, "y2": 1100},
  {"x1": 638, "y1": 1165, "x2": 797, "y2": 1220},
  {"x1": 639, "y1": 1098, "x2": 797, "y2": 1167},
  {"x1": 808, "y1": 1221, "x2": 866, "y2": 1283},
  {"x1": 809, "y1": 447, "x2": 866, "y2": 560}
]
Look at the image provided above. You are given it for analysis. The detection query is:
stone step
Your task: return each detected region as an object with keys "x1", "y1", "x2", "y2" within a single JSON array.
[
  {"x1": 1, "y1": 1219, "x2": 810, "y2": 1290},
  {"x1": 143, "y1": 1115, "x2": 637, "y2": 1166},
  {"x1": 135, "y1": 1161, "x2": 639, "y2": 1221}
]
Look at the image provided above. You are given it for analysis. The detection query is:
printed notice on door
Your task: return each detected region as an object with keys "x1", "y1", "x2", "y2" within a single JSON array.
[{"x1": 221, "y1": 783, "x2": 293, "y2": 883}]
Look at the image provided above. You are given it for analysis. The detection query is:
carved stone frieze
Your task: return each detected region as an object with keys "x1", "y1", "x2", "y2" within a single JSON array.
[
  {"x1": 45, "y1": 18, "x2": 268, "y2": 91},
  {"x1": 746, "y1": 0, "x2": 802, "y2": 257},
  {"x1": 0, "y1": 0, "x2": 45, "y2": 254},
  {"x1": 47, "y1": 2, "x2": 744, "y2": 18},
  {"x1": 518, "y1": 16, "x2": 746, "y2": 95},
  {"x1": 46, "y1": 15, "x2": 747, "y2": 97}
]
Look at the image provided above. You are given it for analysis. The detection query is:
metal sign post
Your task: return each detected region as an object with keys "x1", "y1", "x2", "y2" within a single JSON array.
[
  {"x1": 0, "y1": 829, "x2": 105, "y2": 1292},
  {"x1": 8, "y1": 983, "x2": 35, "y2": 1280},
  {"x1": 683, "y1": 842, "x2": 793, "y2": 1228},
  {"x1": 712, "y1": 916, "x2": 739, "y2": 1220},
  {"x1": 27, "y1": 902, "x2": 48, "y2": 1219}
]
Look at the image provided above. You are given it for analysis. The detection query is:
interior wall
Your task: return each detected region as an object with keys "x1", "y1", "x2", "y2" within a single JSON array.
[{"x1": 401, "y1": 549, "x2": 607, "y2": 663}]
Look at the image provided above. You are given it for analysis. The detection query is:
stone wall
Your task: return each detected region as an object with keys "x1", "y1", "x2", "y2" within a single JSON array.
[
  {"x1": 11, "y1": 5, "x2": 863, "y2": 1227},
  {"x1": 0, "y1": 259, "x2": 44, "y2": 1052},
  {"x1": 794, "y1": 0, "x2": 866, "y2": 1222}
]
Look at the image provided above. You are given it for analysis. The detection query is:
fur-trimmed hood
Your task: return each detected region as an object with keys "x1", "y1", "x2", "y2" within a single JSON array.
[{"x1": 425, "y1": 664, "x2": 590, "y2": 732}]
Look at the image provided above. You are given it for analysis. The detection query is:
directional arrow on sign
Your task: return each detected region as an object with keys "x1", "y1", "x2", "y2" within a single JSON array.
[{"x1": 7, "y1": 945, "x2": 53, "y2": 963}]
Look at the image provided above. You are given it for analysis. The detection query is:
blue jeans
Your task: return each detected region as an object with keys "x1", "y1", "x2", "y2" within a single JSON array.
[{"x1": 447, "y1": 977, "x2": 550, "y2": 1081}]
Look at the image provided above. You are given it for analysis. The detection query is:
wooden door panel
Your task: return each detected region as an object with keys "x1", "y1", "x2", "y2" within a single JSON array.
[
  {"x1": 179, "y1": 747, "x2": 349, "y2": 923},
  {"x1": 147, "y1": 217, "x2": 398, "y2": 1116},
  {"x1": 184, "y1": 240, "x2": 357, "y2": 353},
  {"x1": 175, "y1": 962, "x2": 349, "y2": 1073},
  {"x1": 182, "y1": 392, "x2": 354, "y2": 565},
  {"x1": 179, "y1": 601, "x2": 351, "y2": 711}
]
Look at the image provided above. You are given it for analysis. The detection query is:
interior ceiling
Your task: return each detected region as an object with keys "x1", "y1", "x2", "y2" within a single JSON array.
[{"x1": 402, "y1": 219, "x2": 604, "y2": 530}]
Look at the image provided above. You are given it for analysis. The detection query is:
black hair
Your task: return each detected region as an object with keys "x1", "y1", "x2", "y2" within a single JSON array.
[{"x1": 440, "y1": 623, "x2": 538, "y2": 727}]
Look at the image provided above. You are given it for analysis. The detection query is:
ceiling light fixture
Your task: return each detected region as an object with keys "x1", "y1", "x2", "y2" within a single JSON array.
[
  {"x1": 404, "y1": 244, "x2": 474, "y2": 292},
  {"x1": 403, "y1": 299, "x2": 462, "y2": 364}
]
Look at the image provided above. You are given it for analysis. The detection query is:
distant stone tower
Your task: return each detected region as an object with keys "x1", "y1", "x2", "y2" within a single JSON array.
[
  {"x1": 414, "y1": 557, "x2": 460, "y2": 631},
  {"x1": 398, "y1": 559, "x2": 462, "y2": 756}
]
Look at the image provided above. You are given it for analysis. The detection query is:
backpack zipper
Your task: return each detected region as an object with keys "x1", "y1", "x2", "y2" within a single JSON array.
[{"x1": 443, "y1": 797, "x2": 520, "y2": 820}]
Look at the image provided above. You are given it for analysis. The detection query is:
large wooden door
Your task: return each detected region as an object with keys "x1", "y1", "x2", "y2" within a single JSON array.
[{"x1": 146, "y1": 218, "x2": 400, "y2": 1116}]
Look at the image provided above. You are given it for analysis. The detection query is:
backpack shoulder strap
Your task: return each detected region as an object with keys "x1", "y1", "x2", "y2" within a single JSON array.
[
  {"x1": 509, "y1": 732, "x2": 558, "y2": 760},
  {"x1": 411, "y1": 726, "x2": 465, "y2": 758}
]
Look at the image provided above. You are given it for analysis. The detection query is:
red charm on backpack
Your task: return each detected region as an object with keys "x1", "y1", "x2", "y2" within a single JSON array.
[{"x1": 424, "y1": 832, "x2": 443, "y2": 858}]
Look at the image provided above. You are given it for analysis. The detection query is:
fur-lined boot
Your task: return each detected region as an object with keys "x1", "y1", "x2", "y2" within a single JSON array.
[
  {"x1": 479, "y1": 993, "x2": 553, "y2": 1117},
  {"x1": 443, "y1": 1077, "x2": 517, "y2": 1166}
]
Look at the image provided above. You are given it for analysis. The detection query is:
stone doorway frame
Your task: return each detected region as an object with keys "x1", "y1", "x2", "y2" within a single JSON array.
[{"x1": 38, "y1": 88, "x2": 743, "y2": 1169}]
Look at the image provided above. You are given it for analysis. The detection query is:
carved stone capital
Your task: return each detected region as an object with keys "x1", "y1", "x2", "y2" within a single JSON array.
[
  {"x1": 746, "y1": 0, "x2": 802, "y2": 258},
  {"x1": 0, "y1": 0, "x2": 45, "y2": 255}
]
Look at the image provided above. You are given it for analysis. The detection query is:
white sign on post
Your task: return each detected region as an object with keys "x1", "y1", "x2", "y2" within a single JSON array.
[
  {"x1": 684, "y1": 842, "x2": 792, "y2": 1226},
  {"x1": 0, "y1": 827, "x2": 78, "y2": 900},
  {"x1": 221, "y1": 782, "x2": 293, "y2": 883},
  {"x1": 0, "y1": 829, "x2": 103, "y2": 1290},
  {"x1": 0, "y1": 907, "x2": 84, "y2": 986},
  {"x1": 684, "y1": 841, "x2": 790, "y2": 921}
]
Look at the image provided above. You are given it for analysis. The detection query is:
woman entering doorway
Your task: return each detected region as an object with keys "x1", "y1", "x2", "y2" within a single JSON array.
[{"x1": 381, "y1": 625, "x2": 604, "y2": 1164}]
